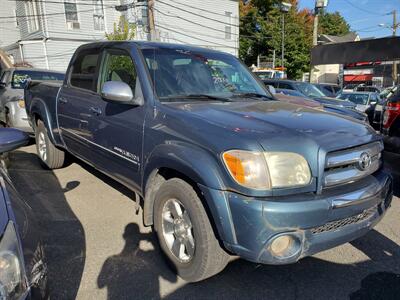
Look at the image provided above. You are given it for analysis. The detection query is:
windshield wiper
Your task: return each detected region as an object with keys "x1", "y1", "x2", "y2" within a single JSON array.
[
  {"x1": 162, "y1": 94, "x2": 232, "y2": 102},
  {"x1": 232, "y1": 92, "x2": 273, "y2": 100}
]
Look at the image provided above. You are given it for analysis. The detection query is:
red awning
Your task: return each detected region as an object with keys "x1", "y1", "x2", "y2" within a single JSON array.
[{"x1": 344, "y1": 74, "x2": 374, "y2": 82}]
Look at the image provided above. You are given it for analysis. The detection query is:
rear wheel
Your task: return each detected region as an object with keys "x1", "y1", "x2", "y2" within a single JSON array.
[
  {"x1": 154, "y1": 178, "x2": 230, "y2": 282},
  {"x1": 35, "y1": 120, "x2": 65, "y2": 169}
]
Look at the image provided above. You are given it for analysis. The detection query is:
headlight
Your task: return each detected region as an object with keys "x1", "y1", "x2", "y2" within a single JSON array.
[
  {"x1": 0, "y1": 222, "x2": 27, "y2": 300},
  {"x1": 222, "y1": 150, "x2": 311, "y2": 189},
  {"x1": 17, "y1": 100, "x2": 25, "y2": 109}
]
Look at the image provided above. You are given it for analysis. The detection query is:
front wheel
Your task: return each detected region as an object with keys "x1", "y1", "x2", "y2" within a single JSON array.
[
  {"x1": 35, "y1": 120, "x2": 65, "y2": 169},
  {"x1": 154, "y1": 178, "x2": 230, "y2": 282}
]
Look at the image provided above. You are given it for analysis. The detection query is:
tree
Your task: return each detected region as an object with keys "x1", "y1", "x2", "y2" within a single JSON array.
[
  {"x1": 240, "y1": 0, "x2": 313, "y2": 79},
  {"x1": 318, "y1": 11, "x2": 350, "y2": 36},
  {"x1": 106, "y1": 16, "x2": 135, "y2": 41}
]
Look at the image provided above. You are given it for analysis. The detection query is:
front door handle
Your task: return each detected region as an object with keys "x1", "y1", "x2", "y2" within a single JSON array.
[
  {"x1": 59, "y1": 97, "x2": 68, "y2": 104},
  {"x1": 89, "y1": 107, "x2": 102, "y2": 116}
]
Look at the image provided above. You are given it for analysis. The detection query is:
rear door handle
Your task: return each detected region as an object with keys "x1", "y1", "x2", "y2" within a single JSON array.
[
  {"x1": 89, "y1": 107, "x2": 102, "y2": 116},
  {"x1": 59, "y1": 97, "x2": 68, "y2": 104}
]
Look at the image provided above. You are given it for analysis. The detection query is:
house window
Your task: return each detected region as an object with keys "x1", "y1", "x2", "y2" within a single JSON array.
[
  {"x1": 225, "y1": 11, "x2": 232, "y2": 40},
  {"x1": 64, "y1": 0, "x2": 80, "y2": 29},
  {"x1": 24, "y1": 0, "x2": 40, "y2": 33},
  {"x1": 93, "y1": 0, "x2": 104, "y2": 31}
]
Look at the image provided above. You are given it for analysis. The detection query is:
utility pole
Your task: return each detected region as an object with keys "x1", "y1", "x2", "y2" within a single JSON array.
[
  {"x1": 282, "y1": 14, "x2": 285, "y2": 71},
  {"x1": 392, "y1": 10, "x2": 398, "y2": 84},
  {"x1": 148, "y1": 0, "x2": 156, "y2": 41},
  {"x1": 309, "y1": 0, "x2": 328, "y2": 83},
  {"x1": 280, "y1": 2, "x2": 291, "y2": 72}
]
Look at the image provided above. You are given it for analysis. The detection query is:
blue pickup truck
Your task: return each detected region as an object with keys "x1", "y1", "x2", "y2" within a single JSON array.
[{"x1": 25, "y1": 41, "x2": 393, "y2": 282}]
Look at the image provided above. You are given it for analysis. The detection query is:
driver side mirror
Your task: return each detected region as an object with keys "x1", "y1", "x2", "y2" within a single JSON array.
[
  {"x1": 370, "y1": 101, "x2": 377, "y2": 105},
  {"x1": 0, "y1": 128, "x2": 29, "y2": 154},
  {"x1": 0, "y1": 82, "x2": 6, "y2": 89},
  {"x1": 101, "y1": 81, "x2": 142, "y2": 106}
]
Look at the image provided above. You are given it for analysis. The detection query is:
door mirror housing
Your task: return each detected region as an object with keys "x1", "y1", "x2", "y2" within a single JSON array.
[
  {"x1": 101, "y1": 81, "x2": 142, "y2": 105},
  {"x1": 0, "y1": 82, "x2": 6, "y2": 89},
  {"x1": 0, "y1": 128, "x2": 29, "y2": 154},
  {"x1": 370, "y1": 101, "x2": 377, "y2": 105}
]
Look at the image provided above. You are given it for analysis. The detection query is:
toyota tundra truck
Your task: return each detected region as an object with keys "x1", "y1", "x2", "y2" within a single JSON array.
[{"x1": 25, "y1": 41, "x2": 393, "y2": 282}]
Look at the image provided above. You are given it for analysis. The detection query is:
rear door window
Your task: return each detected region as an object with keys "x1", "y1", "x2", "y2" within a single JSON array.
[{"x1": 69, "y1": 49, "x2": 100, "y2": 92}]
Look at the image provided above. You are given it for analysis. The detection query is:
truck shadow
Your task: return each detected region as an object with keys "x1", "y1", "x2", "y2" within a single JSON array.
[
  {"x1": 95, "y1": 223, "x2": 400, "y2": 300},
  {"x1": 8, "y1": 150, "x2": 85, "y2": 300}
]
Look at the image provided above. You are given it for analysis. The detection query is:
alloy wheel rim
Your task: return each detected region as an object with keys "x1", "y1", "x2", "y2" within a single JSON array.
[
  {"x1": 161, "y1": 198, "x2": 195, "y2": 263},
  {"x1": 38, "y1": 132, "x2": 47, "y2": 162}
]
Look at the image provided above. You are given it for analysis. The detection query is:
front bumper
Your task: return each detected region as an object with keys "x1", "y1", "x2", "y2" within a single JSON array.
[
  {"x1": 7, "y1": 102, "x2": 33, "y2": 133},
  {"x1": 200, "y1": 169, "x2": 392, "y2": 264}
]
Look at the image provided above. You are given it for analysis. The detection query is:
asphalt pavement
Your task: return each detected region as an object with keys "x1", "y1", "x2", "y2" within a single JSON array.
[{"x1": 7, "y1": 145, "x2": 400, "y2": 300}]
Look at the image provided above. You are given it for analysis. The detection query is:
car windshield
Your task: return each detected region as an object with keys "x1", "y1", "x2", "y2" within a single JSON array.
[
  {"x1": 141, "y1": 48, "x2": 271, "y2": 101},
  {"x1": 12, "y1": 70, "x2": 64, "y2": 88},
  {"x1": 293, "y1": 82, "x2": 325, "y2": 98},
  {"x1": 255, "y1": 71, "x2": 273, "y2": 80},
  {"x1": 338, "y1": 93, "x2": 369, "y2": 105}
]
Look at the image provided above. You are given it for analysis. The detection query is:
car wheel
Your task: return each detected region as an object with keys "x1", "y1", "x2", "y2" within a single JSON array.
[
  {"x1": 154, "y1": 178, "x2": 230, "y2": 282},
  {"x1": 35, "y1": 120, "x2": 65, "y2": 169}
]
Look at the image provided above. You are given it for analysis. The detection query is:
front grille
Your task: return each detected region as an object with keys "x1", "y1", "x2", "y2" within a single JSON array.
[
  {"x1": 323, "y1": 142, "x2": 383, "y2": 187},
  {"x1": 310, "y1": 206, "x2": 376, "y2": 235}
]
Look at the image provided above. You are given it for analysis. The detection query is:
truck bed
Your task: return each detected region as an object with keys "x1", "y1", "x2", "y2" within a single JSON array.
[{"x1": 24, "y1": 80, "x2": 63, "y2": 137}]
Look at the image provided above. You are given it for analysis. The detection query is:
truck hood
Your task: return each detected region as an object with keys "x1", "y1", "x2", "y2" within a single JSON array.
[{"x1": 168, "y1": 100, "x2": 377, "y2": 152}]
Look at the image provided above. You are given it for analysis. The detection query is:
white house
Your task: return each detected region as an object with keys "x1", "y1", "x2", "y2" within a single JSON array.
[{"x1": 0, "y1": 0, "x2": 240, "y2": 71}]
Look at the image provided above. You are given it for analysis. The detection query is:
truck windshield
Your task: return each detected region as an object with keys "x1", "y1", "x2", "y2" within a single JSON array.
[{"x1": 141, "y1": 48, "x2": 271, "y2": 101}]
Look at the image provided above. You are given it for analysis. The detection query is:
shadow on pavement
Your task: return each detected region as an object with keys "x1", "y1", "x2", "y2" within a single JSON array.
[
  {"x1": 8, "y1": 150, "x2": 85, "y2": 300},
  {"x1": 97, "y1": 223, "x2": 177, "y2": 299},
  {"x1": 96, "y1": 226, "x2": 400, "y2": 300}
]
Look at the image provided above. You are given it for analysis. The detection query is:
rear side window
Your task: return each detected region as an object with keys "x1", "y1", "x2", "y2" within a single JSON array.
[
  {"x1": 69, "y1": 49, "x2": 100, "y2": 92},
  {"x1": 279, "y1": 82, "x2": 294, "y2": 90}
]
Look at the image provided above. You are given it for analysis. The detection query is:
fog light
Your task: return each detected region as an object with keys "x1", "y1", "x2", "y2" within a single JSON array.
[{"x1": 270, "y1": 235, "x2": 293, "y2": 256}]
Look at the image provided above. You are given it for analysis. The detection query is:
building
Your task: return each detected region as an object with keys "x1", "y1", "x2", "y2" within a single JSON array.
[
  {"x1": 310, "y1": 32, "x2": 360, "y2": 84},
  {"x1": 0, "y1": 0, "x2": 240, "y2": 71}
]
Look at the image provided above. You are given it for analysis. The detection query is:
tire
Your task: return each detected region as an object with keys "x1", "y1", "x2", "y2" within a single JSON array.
[
  {"x1": 154, "y1": 178, "x2": 230, "y2": 282},
  {"x1": 35, "y1": 120, "x2": 65, "y2": 169}
]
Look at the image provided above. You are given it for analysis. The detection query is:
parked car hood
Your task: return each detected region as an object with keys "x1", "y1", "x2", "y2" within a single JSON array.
[
  {"x1": 311, "y1": 96, "x2": 356, "y2": 108},
  {"x1": 323, "y1": 104, "x2": 367, "y2": 121},
  {"x1": 274, "y1": 93, "x2": 322, "y2": 108},
  {"x1": 168, "y1": 100, "x2": 377, "y2": 152}
]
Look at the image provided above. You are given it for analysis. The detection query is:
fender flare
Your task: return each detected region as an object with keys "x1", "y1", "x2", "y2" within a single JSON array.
[
  {"x1": 142, "y1": 142, "x2": 228, "y2": 226},
  {"x1": 29, "y1": 98, "x2": 59, "y2": 145}
]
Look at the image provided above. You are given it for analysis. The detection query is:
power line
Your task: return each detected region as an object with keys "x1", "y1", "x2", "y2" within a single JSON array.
[
  {"x1": 156, "y1": 0, "x2": 239, "y2": 27},
  {"x1": 343, "y1": 0, "x2": 389, "y2": 16}
]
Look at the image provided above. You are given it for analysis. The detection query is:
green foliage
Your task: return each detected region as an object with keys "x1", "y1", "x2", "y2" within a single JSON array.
[
  {"x1": 106, "y1": 16, "x2": 136, "y2": 41},
  {"x1": 240, "y1": 0, "x2": 313, "y2": 79},
  {"x1": 319, "y1": 11, "x2": 350, "y2": 36}
]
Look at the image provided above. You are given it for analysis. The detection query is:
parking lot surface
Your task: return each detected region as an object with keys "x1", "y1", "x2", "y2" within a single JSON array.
[{"x1": 8, "y1": 145, "x2": 400, "y2": 300}]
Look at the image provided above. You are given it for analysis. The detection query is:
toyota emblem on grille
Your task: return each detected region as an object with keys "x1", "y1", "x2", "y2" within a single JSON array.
[{"x1": 358, "y1": 152, "x2": 372, "y2": 171}]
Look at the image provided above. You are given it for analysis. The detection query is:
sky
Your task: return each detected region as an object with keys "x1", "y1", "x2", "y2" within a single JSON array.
[{"x1": 298, "y1": 0, "x2": 399, "y2": 38}]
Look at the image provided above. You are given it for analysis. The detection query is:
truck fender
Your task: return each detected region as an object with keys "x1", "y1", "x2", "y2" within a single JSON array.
[
  {"x1": 142, "y1": 142, "x2": 228, "y2": 228},
  {"x1": 29, "y1": 98, "x2": 58, "y2": 144}
]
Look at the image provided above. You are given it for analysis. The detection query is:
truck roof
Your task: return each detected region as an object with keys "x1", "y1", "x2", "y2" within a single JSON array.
[{"x1": 77, "y1": 41, "x2": 231, "y2": 55}]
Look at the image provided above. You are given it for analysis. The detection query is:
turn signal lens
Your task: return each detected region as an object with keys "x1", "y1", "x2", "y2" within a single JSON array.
[
  {"x1": 222, "y1": 150, "x2": 312, "y2": 190},
  {"x1": 17, "y1": 100, "x2": 25, "y2": 109},
  {"x1": 222, "y1": 150, "x2": 271, "y2": 189}
]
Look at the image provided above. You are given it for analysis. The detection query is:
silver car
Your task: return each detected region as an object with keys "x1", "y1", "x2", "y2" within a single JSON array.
[
  {"x1": 0, "y1": 68, "x2": 64, "y2": 133},
  {"x1": 337, "y1": 91, "x2": 381, "y2": 112}
]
